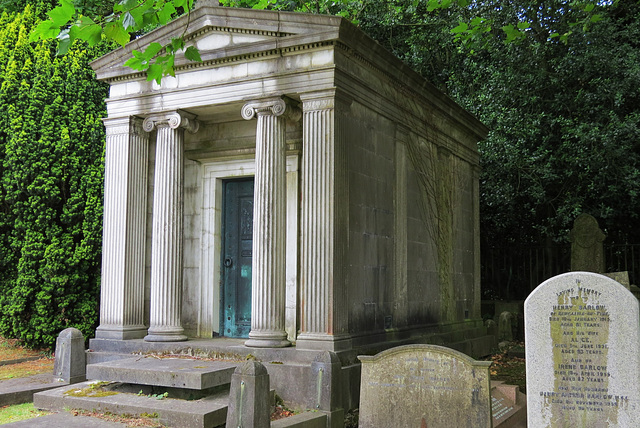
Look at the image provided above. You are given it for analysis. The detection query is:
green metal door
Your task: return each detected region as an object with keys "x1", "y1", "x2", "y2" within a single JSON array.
[{"x1": 221, "y1": 178, "x2": 254, "y2": 338}]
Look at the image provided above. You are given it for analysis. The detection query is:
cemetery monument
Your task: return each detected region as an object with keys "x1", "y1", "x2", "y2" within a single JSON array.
[{"x1": 85, "y1": 0, "x2": 490, "y2": 411}]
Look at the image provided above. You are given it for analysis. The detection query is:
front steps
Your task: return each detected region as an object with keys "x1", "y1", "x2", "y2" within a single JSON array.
[
  {"x1": 87, "y1": 357, "x2": 239, "y2": 391},
  {"x1": 34, "y1": 380, "x2": 231, "y2": 428},
  {"x1": 34, "y1": 356, "x2": 242, "y2": 428}
]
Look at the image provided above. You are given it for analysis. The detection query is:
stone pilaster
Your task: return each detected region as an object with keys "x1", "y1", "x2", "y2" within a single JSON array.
[
  {"x1": 143, "y1": 111, "x2": 199, "y2": 342},
  {"x1": 393, "y1": 127, "x2": 409, "y2": 328},
  {"x1": 242, "y1": 97, "x2": 299, "y2": 348},
  {"x1": 97, "y1": 117, "x2": 149, "y2": 340},
  {"x1": 472, "y1": 165, "x2": 481, "y2": 320},
  {"x1": 296, "y1": 90, "x2": 351, "y2": 351}
]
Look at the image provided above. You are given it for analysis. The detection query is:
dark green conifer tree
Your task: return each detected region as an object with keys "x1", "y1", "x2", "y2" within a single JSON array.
[{"x1": 0, "y1": 4, "x2": 108, "y2": 347}]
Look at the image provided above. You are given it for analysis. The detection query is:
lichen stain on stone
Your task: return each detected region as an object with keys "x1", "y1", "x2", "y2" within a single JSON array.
[{"x1": 548, "y1": 284, "x2": 612, "y2": 426}]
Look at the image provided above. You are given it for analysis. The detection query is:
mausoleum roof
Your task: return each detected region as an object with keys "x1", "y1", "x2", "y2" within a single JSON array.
[{"x1": 91, "y1": 4, "x2": 488, "y2": 144}]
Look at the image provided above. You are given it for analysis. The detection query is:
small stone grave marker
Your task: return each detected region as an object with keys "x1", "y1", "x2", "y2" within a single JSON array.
[
  {"x1": 569, "y1": 213, "x2": 606, "y2": 272},
  {"x1": 358, "y1": 344, "x2": 492, "y2": 428},
  {"x1": 525, "y1": 272, "x2": 640, "y2": 427},
  {"x1": 491, "y1": 381, "x2": 527, "y2": 427}
]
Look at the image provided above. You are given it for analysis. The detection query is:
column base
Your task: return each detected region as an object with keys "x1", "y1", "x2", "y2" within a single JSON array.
[
  {"x1": 95, "y1": 325, "x2": 147, "y2": 340},
  {"x1": 245, "y1": 331, "x2": 291, "y2": 348},
  {"x1": 295, "y1": 333, "x2": 353, "y2": 351},
  {"x1": 144, "y1": 326, "x2": 188, "y2": 342}
]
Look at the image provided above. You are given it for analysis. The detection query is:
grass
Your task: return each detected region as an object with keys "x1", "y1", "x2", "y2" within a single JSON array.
[
  {"x1": 0, "y1": 337, "x2": 47, "y2": 362},
  {"x1": 0, "y1": 403, "x2": 49, "y2": 425},
  {"x1": 0, "y1": 357, "x2": 55, "y2": 380},
  {"x1": 0, "y1": 336, "x2": 53, "y2": 380}
]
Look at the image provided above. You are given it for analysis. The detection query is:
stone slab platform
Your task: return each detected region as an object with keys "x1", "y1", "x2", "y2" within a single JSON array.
[
  {"x1": 2, "y1": 412, "x2": 128, "y2": 427},
  {"x1": 0, "y1": 374, "x2": 70, "y2": 406},
  {"x1": 33, "y1": 381, "x2": 229, "y2": 428},
  {"x1": 87, "y1": 356, "x2": 239, "y2": 390}
]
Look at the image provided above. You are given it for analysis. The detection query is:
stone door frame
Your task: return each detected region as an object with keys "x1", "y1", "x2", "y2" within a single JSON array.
[{"x1": 199, "y1": 156, "x2": 299, "y2": 340}]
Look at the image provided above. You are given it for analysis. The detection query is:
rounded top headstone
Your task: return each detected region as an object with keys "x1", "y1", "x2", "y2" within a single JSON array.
[{"x1": 569, "y1": 213, "x2": 606, "y2": 248}]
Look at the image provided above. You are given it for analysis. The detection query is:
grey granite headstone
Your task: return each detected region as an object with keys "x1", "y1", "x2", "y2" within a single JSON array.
[
  {"x1": 53, "y1": 328, "x2": 86, "y2": 384},
  {"x1": 525, "y1": 272, "x2": 640, "y2": 427},
  {"x1": 358, "y1": 344, "x2": 492, "y2": 428},
  {"x1": 569, "y1": 214, "x2": 606, "y2": 272},
  {"x1": 225, "y1": 360, "x2": 270, "y2": 428},
  {"x1": 498, "y1": 311, "x2": 515, "y2": 342}
]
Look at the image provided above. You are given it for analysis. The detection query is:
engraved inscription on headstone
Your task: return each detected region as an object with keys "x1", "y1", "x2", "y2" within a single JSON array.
[
  {"x1": 358, "y1": 344, "x2": 492, "y2": 428},
  {"x1": 525, "y1": 272, "x2": 640, "y2": 427},
  {"x1": 492, "y1": 395, "x2": 514, "y2": 421}
]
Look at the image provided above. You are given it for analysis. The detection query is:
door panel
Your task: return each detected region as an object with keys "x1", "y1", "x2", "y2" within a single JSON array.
[{"x1": 221, "y1": 178, "x2": 254, "y2": 338}]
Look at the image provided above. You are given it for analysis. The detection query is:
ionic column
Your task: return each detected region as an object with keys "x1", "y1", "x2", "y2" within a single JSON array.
[
  {"x1": 96, "y1": 116, "x2": 149, "y2": 340},
  {"x1": 143, "y1": 111, "x2": 199, "y2": 342},
  {"x1": 242, "y1": 97, "x2": 300, "y2": 348}
]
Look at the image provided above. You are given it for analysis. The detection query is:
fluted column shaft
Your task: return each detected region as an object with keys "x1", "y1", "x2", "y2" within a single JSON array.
[
  {"x1": 298, "y1": 98, "x2": 334, "y2": 340},
  {"x1": 296, "y1": 91, "x2": 351, "y2": 351},
  {"x1": 242, "y1": 97, "x2": 299, "y2": 348},
  {"x1": 143, "y1": 111, "x2": 198, "y2": 342},
  {"x1": 97, "y1": 116, "x2": 149, "y2": 340}
]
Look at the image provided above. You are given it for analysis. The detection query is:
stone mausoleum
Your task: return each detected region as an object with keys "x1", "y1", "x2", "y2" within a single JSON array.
[{"x1": 89, "y1": 0, "x2": 490, "y2": 411}]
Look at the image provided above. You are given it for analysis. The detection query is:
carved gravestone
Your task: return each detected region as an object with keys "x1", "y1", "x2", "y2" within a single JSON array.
[
  {"x1": 569, "y1": 213, "x2": 606, "y2": 273},
  {"x1": 358, "y1": 344, "x2": 492, "y2": 428},
  {"x1": 525, "y1": 272, "x2": 640, "y2": 426}
]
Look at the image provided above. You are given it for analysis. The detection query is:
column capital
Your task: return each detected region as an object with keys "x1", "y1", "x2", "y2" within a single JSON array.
[
  {"x1": 102, "y1": 116, "x2": 146, "y2": 136},
  {"x1": 242, "y1": 96, "x2": 301, "y2": 122},
  {"x1": 143, "y1": 110, "x2": 199, "y2": 134},
  {"x1": 299, "y1": 88, "x2": 352, "y2": 112}
]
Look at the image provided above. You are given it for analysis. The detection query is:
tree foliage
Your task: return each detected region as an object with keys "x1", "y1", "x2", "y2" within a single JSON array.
[
  {"x1": 30, "y1": 0, "x2": 201, "y2": 83},
  {"x1": 340, "y1": 0, "x2": 640, "y2": 247},
  {"x1": 0, "y1": 4, "x2": 108, "y2": 347}
]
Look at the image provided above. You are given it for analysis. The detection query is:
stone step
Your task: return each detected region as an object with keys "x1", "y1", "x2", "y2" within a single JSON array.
[
  {"x1": 34, "y1": 381, "x2": 229, "y2": 428},
  {"x1": 86, "y1": 351, "x2": 139, "y2": 365},
  {"x1": 87, "y1": 356, "x2": 240, "y2": 390}
]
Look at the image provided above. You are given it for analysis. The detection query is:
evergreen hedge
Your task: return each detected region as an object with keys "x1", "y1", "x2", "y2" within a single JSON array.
[{"x1": 0, "y1": 5, "x2": 108, "y2": 348}]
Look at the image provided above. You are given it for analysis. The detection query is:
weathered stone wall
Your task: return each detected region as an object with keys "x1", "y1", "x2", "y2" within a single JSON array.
[
  {"x1": 405, "y1": 146, "x2": 440, "y2": 325},
  {"x1": 344, "y1": 101, "x2": 396, "y2": 333}
]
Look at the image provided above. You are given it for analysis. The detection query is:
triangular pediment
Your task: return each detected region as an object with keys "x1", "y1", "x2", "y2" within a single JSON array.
[{"x1": 91, "y1": 5, "x2": 345, "y2": 81}]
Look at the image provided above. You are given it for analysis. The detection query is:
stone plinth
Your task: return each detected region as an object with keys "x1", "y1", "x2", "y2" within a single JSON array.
[
  {"x1": 225, "y1": 361, "x2": 271, "y2": 428},
  {"x1": 53, "y1": 328, "x2": 86, "y2": 384}
]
